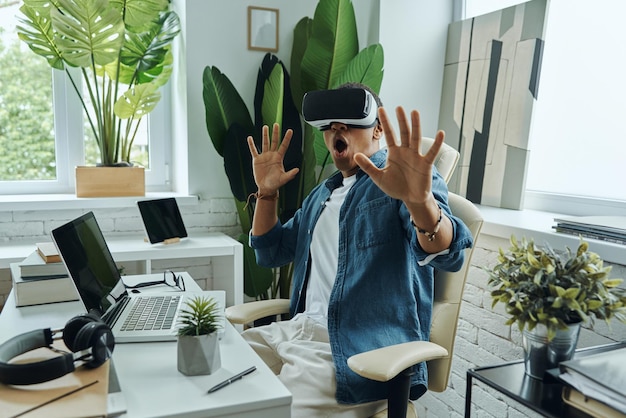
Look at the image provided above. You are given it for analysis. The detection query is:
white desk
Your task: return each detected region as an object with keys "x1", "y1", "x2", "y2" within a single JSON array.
[
  {"x1": 0, "y1": 232, "x2": 244, "y2": 307},
  {"x1": 0, "y1": 273, "x2": 291, "y2": 418}
]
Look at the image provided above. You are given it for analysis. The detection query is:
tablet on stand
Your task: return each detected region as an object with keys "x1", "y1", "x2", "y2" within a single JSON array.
[{"x1": 137, "y1": 198, "x2": 188, "y2": 245}]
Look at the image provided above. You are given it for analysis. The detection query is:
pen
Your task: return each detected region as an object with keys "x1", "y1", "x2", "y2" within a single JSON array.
[{"x1": 207, "y1": 366, "x2": 256, "y2": 394}]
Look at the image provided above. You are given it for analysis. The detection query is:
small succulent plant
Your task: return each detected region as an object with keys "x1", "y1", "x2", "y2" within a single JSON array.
[
  {"x1": 486, "y1": 236, "x2": 626, "y2": 339},
  {"x1": 177, "y1": 296, "x2": 222, "y2": 337}
]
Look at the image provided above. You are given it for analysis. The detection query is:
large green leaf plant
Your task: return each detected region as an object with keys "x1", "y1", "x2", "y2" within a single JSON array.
[
  {"x1": 203, "y1": 0, "x2": 384, "y2": 300},
  {"x1": 204, "y1": 54, "x2": 303, "y2": 300},
  {"x1": 16, "y1": 0, "x2": 180, "y2": 166},
  {"x1": 290, "y1": 0, "x2": 384, "y2": 181}
]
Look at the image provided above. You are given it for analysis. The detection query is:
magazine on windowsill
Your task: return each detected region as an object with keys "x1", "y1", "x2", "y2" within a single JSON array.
[{"x1": 553, "y1": 216, "x2": 626, "y2": 245}]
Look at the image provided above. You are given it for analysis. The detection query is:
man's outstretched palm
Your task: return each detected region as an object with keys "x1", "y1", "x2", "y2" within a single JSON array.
[
  {"x1": 247, "y1": 124, "x2": 300, "y2": 194},
  {"x1": 354, "y1": 107, "x2": 445, "y2": 206}
]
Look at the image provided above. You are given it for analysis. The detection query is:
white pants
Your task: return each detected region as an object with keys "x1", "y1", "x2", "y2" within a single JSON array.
[{"x1": 242, "y1": 315, "x2": 387, "y2": 418}]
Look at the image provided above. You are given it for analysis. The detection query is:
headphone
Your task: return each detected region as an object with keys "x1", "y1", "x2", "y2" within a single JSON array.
[{"x1": 0, "y1": 313, "x2": 115, "y2": 385}]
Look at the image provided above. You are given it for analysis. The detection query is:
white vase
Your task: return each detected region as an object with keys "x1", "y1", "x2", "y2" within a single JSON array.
[
  {"x1": 177, "y1": 333, "x2": 221, "y2": 376},
  {"x1": 522, "y1": 322, "x2": 581, "y2": 379}
]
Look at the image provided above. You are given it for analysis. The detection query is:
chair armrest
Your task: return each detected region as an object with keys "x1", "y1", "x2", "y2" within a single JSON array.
[
  {"x1": 347, "y1": 341, "x2": 449, "y2": 382},
  {"x1": 225, "y1": 299, "x2": 290, "y2": 325}
]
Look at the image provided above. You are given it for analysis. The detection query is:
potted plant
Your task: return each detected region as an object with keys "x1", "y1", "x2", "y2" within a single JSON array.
[
  {"x1": 486, "y1": 235, "x2": 626, "y2": 378},
  {"x1": 176, "y1": 295, "x2": 222, "y2": 376},
  {"x1": 16, "y1": 0, "x2": 180, "y2": 196}
]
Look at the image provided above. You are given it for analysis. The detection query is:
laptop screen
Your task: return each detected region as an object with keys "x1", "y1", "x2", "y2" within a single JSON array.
[
  {"x1": 137, "y1": 198, "x2": 188, "y2": 244},
  {"x1": 51, "y1": 212, "x2": 127, "y2": 316}
]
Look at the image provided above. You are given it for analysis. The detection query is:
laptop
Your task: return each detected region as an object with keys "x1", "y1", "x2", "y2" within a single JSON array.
[
  {"x1": 137, "y1": 197, "x2": 188, "y2": 244},
  {"x1": 51, "y1": 211, "x2": 225, "y2": 343}
]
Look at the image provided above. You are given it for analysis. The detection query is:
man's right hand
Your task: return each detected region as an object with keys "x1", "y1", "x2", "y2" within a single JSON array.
[{"x1": 247, "y1": 123, "x2": 300, "y2": 195}]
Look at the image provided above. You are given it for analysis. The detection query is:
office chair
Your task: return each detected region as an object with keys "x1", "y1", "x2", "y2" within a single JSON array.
[
  {"x1": 351, "y1": 192, "x2": 483, "y2": 418},
  {"x1": 226, "y1": 142, "x2": 481, "y2": 418},
  {"x1": 419, "y1": 137, "x2": 460, "y2": 184}
]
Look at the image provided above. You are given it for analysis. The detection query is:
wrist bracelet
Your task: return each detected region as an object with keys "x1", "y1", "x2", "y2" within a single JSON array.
[
  {"x1": 254, "y1": 190, "x2": 279, "y2": 201},
  {"x1": 411, "y1": 205, "x2": 442, "y2": 242},
  {"x1": 244, "y1": 190, "x2": 279, "y2": 210}
]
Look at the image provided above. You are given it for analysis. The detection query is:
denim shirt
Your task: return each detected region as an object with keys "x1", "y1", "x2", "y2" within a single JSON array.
[{"x1": 250, "y1": 149, "x2": 474, "y2": 404}]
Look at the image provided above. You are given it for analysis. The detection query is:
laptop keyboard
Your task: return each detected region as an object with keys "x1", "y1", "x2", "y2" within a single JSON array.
[{"x1": 120, "y1": 295, "x2": 181, "y2": 332}]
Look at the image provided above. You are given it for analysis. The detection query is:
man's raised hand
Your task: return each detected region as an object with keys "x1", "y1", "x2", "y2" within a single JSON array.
[
  {"x1": 354, "y1": 107, "x2": 445, "y2": 206},
  {"x1": 247, "y1": 123, "x2": 300, "y2": 195}
]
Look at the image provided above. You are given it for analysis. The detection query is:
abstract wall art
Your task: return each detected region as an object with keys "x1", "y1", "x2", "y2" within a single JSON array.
[{"x1": 438, "y1": 0, "x2": 549, "y2": 209}]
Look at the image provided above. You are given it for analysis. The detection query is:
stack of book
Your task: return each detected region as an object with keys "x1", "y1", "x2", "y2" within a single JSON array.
[
  {"x1": 553, "y1": 216, "x2": 626, "y2": 245},
  {"x1": 558, "y1": 345, "x2": 626, "y2": 418},
  {"x1": 10, "y1": 242, "x2": 78, "y2": 307}
]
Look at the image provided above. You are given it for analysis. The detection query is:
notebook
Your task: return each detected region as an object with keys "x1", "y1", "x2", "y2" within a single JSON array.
[
  {"x1": 137, "y1": 197, "x2": 188, "y2": 244},
  {"x1": 51, "y1": 211, "x2": 225, "y2": 343}
]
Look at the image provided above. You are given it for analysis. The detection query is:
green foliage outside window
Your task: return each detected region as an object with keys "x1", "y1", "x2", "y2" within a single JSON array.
[{"x1": 0, "y1": 29, "x2": 56, "y2": 181}]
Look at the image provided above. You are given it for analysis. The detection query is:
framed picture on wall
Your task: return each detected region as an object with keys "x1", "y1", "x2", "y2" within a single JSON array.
[{"x1": 247, "y1": 6, "x2": 279, "y2": 52}]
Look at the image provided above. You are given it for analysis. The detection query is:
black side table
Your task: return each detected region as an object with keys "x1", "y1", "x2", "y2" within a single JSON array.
[{"x1": 465, "y1": 341, "x2": 626, "y2": 418}]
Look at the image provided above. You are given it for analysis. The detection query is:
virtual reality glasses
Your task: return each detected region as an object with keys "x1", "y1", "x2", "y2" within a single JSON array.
[{"x1": 302, "y1": 88, "x2": 379, "y2": 131}]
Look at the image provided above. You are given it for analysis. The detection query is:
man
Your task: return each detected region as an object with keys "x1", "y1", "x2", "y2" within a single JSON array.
[{"x1": 243, "y1": 84, "x2": 473, "y2": 417}]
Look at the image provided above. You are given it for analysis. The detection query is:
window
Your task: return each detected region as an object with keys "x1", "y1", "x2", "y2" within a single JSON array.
[
  {"x1": 462, "y1": 0, "x2": 626, "y2": 216},
  {"x1": 0, "y1": 2, "x2": 171, "y2": 195}
]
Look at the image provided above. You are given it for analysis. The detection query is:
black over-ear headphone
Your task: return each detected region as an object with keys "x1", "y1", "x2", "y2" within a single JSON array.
[{"x1": 0, "y1": 313, "x2": 114, "y2": 385}]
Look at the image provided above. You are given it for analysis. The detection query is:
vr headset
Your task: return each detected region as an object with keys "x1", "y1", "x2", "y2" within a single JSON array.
[{"x1": 302, "y1": 88, "x2": 378, "y2": 130}]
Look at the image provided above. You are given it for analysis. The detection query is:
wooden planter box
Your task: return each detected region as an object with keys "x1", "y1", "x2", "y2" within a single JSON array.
[{"x1": 75, "y1": 166, "x2": 145, "y2": 197}]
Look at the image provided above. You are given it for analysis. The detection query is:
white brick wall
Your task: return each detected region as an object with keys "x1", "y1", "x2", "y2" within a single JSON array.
[{"x1": 1, "y1": 200, "x2": 625, "y2": 417}]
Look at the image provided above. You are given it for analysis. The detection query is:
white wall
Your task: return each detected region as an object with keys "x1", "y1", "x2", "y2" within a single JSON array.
[{"x1": 379, "y1": 1, "x2": 454, "y2": 137}]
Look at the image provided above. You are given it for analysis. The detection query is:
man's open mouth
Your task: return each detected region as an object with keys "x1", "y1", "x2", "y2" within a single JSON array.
[{"x1": 334, "y1": 137, "x2": 348, "y2": 154}]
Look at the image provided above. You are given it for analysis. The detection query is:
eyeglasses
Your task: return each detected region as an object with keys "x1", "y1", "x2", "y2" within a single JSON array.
[{"x1": 124, "y1": 270, "x2": 185, "y2": 292}]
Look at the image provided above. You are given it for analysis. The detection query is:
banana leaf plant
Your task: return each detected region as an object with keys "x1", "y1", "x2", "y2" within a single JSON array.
[
  {"x1": 16, "y1": 0, "x2": 180, "y2": 166},
  {"x1": 202, "y1": 0, "x2": 384, "y2": 300},
  {"x1": 290, "y1": 0, "x2": 385, "y2": 183},
  {"x1": 203, "y1": 54, "x2": 303, "y2": 300}
]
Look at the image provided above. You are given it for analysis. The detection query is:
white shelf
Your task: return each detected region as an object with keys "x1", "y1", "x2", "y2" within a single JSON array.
[{"x1": 2, "y1": 232, "x2": 244, "y2": 307}]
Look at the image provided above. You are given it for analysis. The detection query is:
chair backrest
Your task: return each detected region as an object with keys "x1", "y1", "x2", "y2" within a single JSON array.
[
  {"x1": 427, "y1": 192, "x2": 483, "y2": 392},
  {"x1": 421, "y1": 137, "x2": 460, "y2": 184}
]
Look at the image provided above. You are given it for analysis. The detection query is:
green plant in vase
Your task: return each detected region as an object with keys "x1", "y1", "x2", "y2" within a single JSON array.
[
  {"x1": 176, "y1": 295, "x2": 222, "y2": 376},
  {"x1": 486, "y1": 235, "x2": 626, "y2": 378},
  {"x1": 16, "y1": 0, "x2": 180, "y2": 166}
]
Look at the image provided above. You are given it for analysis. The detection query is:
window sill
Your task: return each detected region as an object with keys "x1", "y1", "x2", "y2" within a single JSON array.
[
  {"x1": 0, "y1": 192, "x2": 199, "y2": 212},
  {"x1": 477, "y1": 204, "x2": 626, "y2": 266}
]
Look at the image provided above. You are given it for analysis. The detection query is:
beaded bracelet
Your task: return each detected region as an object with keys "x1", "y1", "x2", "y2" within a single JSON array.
[{"x1": 411, "y1": 205, "x2": 442, "y2": 242}]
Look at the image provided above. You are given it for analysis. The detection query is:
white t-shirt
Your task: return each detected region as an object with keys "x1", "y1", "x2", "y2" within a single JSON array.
[{"x1": 304, "y1": 175, "x2": 356, "y2": 327}]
